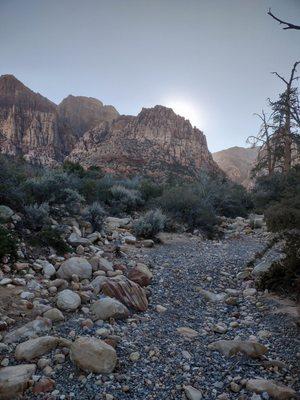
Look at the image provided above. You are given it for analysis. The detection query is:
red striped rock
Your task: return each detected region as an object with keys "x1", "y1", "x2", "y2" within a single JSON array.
[{"x1": 102, "y1": 277, "x2": 148, "y2": 311}]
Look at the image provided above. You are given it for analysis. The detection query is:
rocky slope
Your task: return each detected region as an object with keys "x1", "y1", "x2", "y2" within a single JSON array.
[
  {"x1": 213, "y1": 146, "x2": 259, "y2": 188},
  {"x1": 68, "y1": 105, "x2": 219, "y2": 178}
]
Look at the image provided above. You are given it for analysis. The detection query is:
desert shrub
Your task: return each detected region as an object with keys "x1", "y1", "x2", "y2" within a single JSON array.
[
  {"x1": 252, "y1": 166, "x2": 300, "y2": 212},
  {"x1": 23, "y1": 170, "x2": 83, "y2": 214},
  {"x1": 133, "y1": 209, "x2": 166, "y2": 238},
  {"x1": 265, "y1": 195, "x2": 300, "y2": 232},
  {"x1": 82, "y1": 202, "x2": 106, "y2": 231},
  {"x1": 0, "y1": 225, "x2": 18, "y2": 262},
  {"x1": 109, "y1": 185, "x2": 143, "y2": 213},
  {"x1": 79, "y1": 175, "x2": 113, "y2": 204},
  {"x1": 62, "y1": 188, "x2": 84, "y2": 213},
  {"x1": 215, "y1": 182, "x2": 252, "y2": 218},
  {"x1": 63, "y1": 161, "x2": 85, "y2": 177},
  {"x1": 0, "y1": 155, "x2": 33, "y2": 211},
  {"x1": 29, "y1": 226, "x2": 71, "y2": 255},
  {"x1": 258, "y1": 231, "x2": 300, "y2": 298},
  {"x1": 25, "y1": 203, "x2": 50, "y2": 230},
  {"x1": 139, "y1": 179, "x2": 164, "y2": 202},
  {"x1": 156, "y1": 184, "x2": 219, "y2": 236}
]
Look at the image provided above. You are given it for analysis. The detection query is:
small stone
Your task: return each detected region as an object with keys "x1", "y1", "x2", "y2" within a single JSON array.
[
  {"x1": 213, "y1": 322, "x2": 227, "y2": 333},
  {"x1": 156, "y1": 305, "x2": 167, "y2": 313},
  {"x1": 184, "y1": 385, "x2": 202, "y2": 400},
  {"x1": 177, "y1": 327, "x2": 198, "y2": 338},
  {"x1": 129, "y1": 351, "x2": 140, "y2": 362}
]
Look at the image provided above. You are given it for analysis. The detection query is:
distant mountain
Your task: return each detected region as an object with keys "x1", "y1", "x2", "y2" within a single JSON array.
[
  {"x1": 212, "y1": 146, "x2": 259, "y2": 187},
  {"x1": 0, "y1": 74, "x2": 220, "y2": 179}
]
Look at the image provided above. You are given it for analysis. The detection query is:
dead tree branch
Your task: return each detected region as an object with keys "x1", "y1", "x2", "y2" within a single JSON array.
[{"x1": 268, "y1": 9, "x2": 300, "y2": 30}]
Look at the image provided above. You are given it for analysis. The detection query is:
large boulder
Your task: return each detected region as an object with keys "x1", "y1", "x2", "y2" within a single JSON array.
[
  {"x1": 246, "y1": 379, "x2": 296, "y2": 400},
  {"x1": 70, "y1": 337, "x2": 117, "y2": 373},
  {"x1": 102, "y1": 277, "x2": 148, "y2": 311},
  {"x1": 4, "y1": 317, "x2": 52, "y2": 344},
  {"x1": 91, "y1": 297, "x2": 129, "y2": 320},
  {"x1": 15, "y1": 336, "x2": 59, "y2": 361},
  {"x1": 0, "y1": 364, "x2": 36, "y2": 399},
  {"x1": 128, "y1": 263, "x2": 153, "y2": 287},
  {"x1": 56, "y1": 289, "x2": 81, "y2": 311},
  {"x1": 57, "y1": 257, "x2": 92, "y2": 280},
  {"x1": 208, "y1": 339, "x2": 268, "y2": 358}
]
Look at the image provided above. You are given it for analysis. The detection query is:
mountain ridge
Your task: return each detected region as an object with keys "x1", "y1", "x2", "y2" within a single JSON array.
[{"x1": 0, "y1": 74, "x2": 220, "y2": 179}]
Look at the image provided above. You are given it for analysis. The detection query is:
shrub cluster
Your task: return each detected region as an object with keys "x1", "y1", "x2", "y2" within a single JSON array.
[
  {"x1": 0, "y1": 156, "x2": 253, "y2": 256},
  {"x1": 0, "y1": 225, "x2": 18, "y2": 262},
  {"x1": 251, "y1": 166, "x2": 300, "y2": 296},
  {"x1": 133, "y1": 209, "x2": 166, "y2": 239}
]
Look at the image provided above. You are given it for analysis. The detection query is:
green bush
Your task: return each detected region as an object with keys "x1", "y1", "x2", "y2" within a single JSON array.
[
  {"x1": 82, "y1": 202, "x2": 106, "y2": 231},
  {"x1": 29, "y1": 226, "x2": 71, "y2": 255},
  {"x1": 139, "y1": 179, "x2": 164, "y2": 202},
  {"x1": 109, "y1": 185, "x2": 143, "y2": 214},
  {"x1": 133, "y1": 209, "x2": 166, "y2": 238},
  {"x1": 258, "y1": 231, "x2": 300, "y2": 297},
  {"x1": 265, "y1": 195, "x2": 300, "y2": 232},
  {"x1": 25, "y1": 203, "x2": 50, "y2": 230},
  {"x1": 0, "y1": 225, "x2": 18, "y2": 262}
]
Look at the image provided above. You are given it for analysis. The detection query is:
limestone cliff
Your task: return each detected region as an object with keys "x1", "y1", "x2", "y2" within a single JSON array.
[{"x1": 67, "y1": 105, "x2": 219, "y2": 178}]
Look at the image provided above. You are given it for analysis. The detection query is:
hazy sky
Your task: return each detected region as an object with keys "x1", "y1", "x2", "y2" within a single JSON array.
[{"x1": 0, "y1": 0, "x2": 299, "y2": 152}]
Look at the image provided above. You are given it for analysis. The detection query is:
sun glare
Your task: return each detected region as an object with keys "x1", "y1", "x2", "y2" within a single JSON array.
[{"x1": 164, "y1": 99, "x2": 201, "y2": 128}]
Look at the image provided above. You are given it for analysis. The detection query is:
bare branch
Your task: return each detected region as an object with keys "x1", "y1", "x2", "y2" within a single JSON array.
[
  {"x1": 271, "y1": 71, "x2": 288, "y2": 85},
  {"x1": 268, "y1": 8, "x2": 300, "y2": 30}
]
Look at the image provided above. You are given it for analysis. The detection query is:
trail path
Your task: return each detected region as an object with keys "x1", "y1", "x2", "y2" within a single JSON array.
[{"x1": 29, "y1": 233, "x2": 300, "y2": 399}]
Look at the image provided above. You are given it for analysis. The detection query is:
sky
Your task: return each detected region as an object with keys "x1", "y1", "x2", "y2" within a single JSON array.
[{"x1": 0, "y1": 0, "x2": 299, "y2": 152}]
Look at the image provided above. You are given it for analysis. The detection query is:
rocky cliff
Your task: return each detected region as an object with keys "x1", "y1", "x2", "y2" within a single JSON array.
[
  {"x1": 58, "y1": 95, "x2": 119, "y2": 139},
  {"x1": 0, "y1": 75, "x2": 118, "y2": 165},
  {"x1": 67, "y1": 105, "x2": 219, "y2": 178},
  {"x1": 0, "y1": 74, "x2": 73, "y2": 165},
  {"x1": 212, "y1": 146, "x2": 259, "y2": 187},
  {"x1": 0, "y1": 75, "x2": 219, "y2": 179}
]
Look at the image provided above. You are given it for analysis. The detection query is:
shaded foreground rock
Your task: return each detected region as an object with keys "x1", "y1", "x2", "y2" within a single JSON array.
[
  {"x1": 102, "y1": 277, "x2": 148, "y2": 311},
  {"x1": 91, "y1": 297, "x2": 129, "y2": 320},
  {"x1": 0, "y1": 364, "x2": 36, "y2": 399},
  {"x1": 128, "y1": 263, "x2": 153, "y2": 287},
  {"x1": 56, "y1": 289, "x2": 81, "y2": 311},
  {"x1": 184, "y1": 385, "x2": 203, "y2": 400},
  {"x1": 15, "y1": 336, "x2": 59, "y2": 361},
  {"x1": 246, "y1": 378, "x2": 296, "y2": 400},
  {"x1": 208, "y1": 339, "x2": 268, "y2": 358},
  {"x1": 57, "y1": 257, "x2": 92, "y2": 280},
  {"x1": 70, "y1": 337, "x2": 117, "y2": 373},
  {"x1": 4, "y1": 317, "x2": 52, "y2": 344}
]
